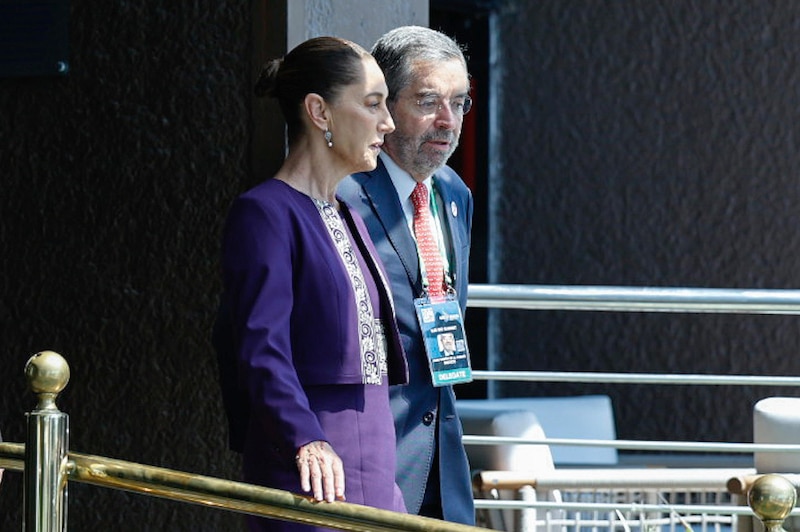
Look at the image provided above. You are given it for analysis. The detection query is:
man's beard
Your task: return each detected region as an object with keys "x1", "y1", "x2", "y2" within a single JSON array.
[{"x1": 391, "y1": 130, "x2": 459, "y2": 178}]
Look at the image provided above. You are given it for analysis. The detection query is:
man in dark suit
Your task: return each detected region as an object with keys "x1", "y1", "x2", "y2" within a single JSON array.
[{"x1": 338, "y1": 26, "x2": 475, "y2": 525}]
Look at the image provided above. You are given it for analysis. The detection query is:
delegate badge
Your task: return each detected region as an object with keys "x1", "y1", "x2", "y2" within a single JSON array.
[{"x1": 414, "y1": 294, "x2": 473, "y2": 387}]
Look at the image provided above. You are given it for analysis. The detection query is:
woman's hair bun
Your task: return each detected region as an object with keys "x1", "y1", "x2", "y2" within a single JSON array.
[{"x1": 254, "y1": 58, "x2": 283, "y2": 98}]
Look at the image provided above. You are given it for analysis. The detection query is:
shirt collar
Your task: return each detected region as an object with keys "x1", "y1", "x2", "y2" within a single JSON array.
[{"x1": 379, "y1": 151, "x2": 433, "y2": 206}]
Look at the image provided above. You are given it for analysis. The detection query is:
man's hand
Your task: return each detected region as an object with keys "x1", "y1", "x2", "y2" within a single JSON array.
[{"x1": 295, "y1": 440, "x2": 345, "y2": 502}]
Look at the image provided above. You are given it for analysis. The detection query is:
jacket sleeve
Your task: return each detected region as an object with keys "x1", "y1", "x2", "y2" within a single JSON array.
[{"x1": 221, "y1": 196, "x2": 326, "y2": 459}]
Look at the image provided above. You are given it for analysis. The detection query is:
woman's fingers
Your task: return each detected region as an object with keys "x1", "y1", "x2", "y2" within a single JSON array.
[{"x1": 296, "y1": 440, "x2": 346, "y2": 502}]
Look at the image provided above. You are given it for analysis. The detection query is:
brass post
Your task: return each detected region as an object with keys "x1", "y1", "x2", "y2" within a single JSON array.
[
  {"x1": 23, "y1": 351, "x2": 70, "y2": 532},
  {"x1": 747, "y1": 473, "x2": 797, "y2": 532}
]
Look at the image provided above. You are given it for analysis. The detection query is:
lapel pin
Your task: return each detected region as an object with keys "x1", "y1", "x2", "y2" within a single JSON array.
[{"x1": 450, "y1": 201, "x2": 458, "y2": 217}]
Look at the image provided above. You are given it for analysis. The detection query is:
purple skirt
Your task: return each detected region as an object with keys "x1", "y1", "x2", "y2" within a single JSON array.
[{"x1": 244, "y1": 378, "x2": 406, "y2": 531}]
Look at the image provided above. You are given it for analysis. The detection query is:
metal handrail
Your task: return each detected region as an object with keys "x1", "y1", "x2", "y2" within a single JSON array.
[
  {"x1": 473, "y1": 467, "x2": 759, "y2": 491},
  {"x1": 12, "y1": 351, "x2": 493, "y2": 531},
  {"x1": 473, "y1": 499, "x2": 765, "y2": 516},
  {"x1": 0, "y1": 441, "x2": 489, "y2": 532},
  {"x1": 472, "y1": 369, "x2": 800, "y2": 386},
  {"x1": 460, "y1": 284, "x2": 800, "y2": 530},
  {"x1": 470, "y1": 469, "x2": 800, "y2": 520},
  {"x1": 467, "y1": 283, "x2": 800, "y2": 314},
  {"x1": 461, "y1": 436, "x2": 800, "y2": 454},
  {"x1": 464, "y1": 284, "x2": 800, "y2": 456}
]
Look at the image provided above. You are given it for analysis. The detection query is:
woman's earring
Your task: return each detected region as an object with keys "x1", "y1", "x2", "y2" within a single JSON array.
[{"x1": 324, "y1": 129, "x2": 333, "y2": 148}]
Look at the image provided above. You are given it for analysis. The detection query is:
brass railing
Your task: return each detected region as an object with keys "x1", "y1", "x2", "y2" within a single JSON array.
[
  {"x1": 0, "y1": 442, "x2": 486, "y2": 531},
  {"x1": 6, "y1": 350, "x2": 490, "y2": 532}
]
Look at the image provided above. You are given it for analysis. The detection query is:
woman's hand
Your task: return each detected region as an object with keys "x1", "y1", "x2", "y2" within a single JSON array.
[{"x1": 295, "y1": 440, "x2": 345, "y2": 502}]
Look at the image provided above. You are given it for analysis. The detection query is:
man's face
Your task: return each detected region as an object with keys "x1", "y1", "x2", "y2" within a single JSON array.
[
  {"x1": 441, "y1": 333, "x2": 456, "y2": 352},
  {"x1": 382, "y1": 58, "x2": 470, "y2": 181}
]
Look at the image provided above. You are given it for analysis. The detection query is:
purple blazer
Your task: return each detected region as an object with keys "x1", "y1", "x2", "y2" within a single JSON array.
[{"x1": 213, "y1": 178, "x2": 408, "y2": 461}]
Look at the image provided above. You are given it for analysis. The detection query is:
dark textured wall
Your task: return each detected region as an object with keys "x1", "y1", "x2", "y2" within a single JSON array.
[
  {"x1": 1, "y1": 2, "x2": 253, "y2": 530},
  {"x1": 492, "y1": 1, "x2": 800, "y2": 445},
  {"x1": 5, "y1": 0, "x2": 800, "y2": 527}
]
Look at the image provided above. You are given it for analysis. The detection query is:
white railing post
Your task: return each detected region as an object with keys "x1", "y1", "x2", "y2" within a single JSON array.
[
  {"x1": 516, "y1": 485, "x2": 537, "y2": 532},
  {"x1": 23, "y1": 351, "x2": 70, "y2": 532}
]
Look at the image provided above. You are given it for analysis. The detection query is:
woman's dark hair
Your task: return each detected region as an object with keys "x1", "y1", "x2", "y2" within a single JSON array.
[{"x1": 254, "y1": 36, "x2": 369, "y2": 145}]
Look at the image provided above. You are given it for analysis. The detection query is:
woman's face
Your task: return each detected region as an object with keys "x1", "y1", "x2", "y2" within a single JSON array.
[{"x1": 327, "y1": 57, "x2": 395, "y2": 174}]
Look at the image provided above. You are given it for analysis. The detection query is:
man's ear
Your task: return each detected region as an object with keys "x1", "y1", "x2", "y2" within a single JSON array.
[{"x1": 304, "y1": 93, "x2": 329, "y2": 132}]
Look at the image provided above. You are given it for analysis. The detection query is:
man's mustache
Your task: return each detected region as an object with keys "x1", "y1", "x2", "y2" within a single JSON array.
[{"x1": 420, "y1": 132, "x2": 456, "y2": 144}]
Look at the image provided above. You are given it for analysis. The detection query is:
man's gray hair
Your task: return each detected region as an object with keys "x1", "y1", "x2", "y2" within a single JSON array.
[{"x1": 372, "y1": 26, "x2": 467, "y2": 101}]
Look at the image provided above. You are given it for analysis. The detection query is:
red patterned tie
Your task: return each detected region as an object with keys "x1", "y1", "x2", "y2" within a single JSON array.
[{"x1": 411, "y1": 182, "x2": 445, "y2": 298}]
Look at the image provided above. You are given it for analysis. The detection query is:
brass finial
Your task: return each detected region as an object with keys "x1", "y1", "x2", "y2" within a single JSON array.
[
  {"x1": 748, "y1": 473, "x2": 797, "y2": 532},
  {"x1": 24, "y1": 351, "x2": 70, "y2": 411}
]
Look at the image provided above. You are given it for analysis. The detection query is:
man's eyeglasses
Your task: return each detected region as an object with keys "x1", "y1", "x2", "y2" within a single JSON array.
[{"x1": 414, "y1": 94, "x2": 473, "y2": 117}]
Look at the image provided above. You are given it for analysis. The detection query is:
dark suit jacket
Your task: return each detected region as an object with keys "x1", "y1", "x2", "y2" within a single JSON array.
[
  {"x1": 339, "y1": 159, "x2": 475, "y2": 525},
  {"x1": 213, "y1": 178, "x2": 408, "y2": 463}
]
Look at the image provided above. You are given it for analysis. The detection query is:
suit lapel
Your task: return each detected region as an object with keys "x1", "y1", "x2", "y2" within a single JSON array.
[
  {"x1": 361, "y1": 162, "x2": 422, "y2": 292},
  {"x1": 433, "y1": 175, "x2": 463, "y2": 287}
]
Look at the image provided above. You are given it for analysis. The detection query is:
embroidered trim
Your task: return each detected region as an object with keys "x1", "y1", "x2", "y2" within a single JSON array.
[{"x1": 313, "y1": 199, "x2": 386, "y2": 384}]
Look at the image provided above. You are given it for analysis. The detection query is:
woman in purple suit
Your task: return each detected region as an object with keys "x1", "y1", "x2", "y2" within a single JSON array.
[{"x1": 214, "y1": 37, "x2": 407, "y2": 531}]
